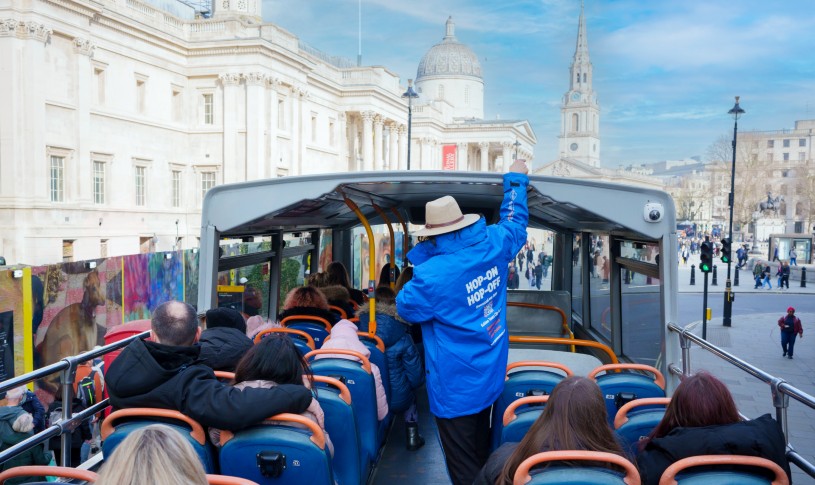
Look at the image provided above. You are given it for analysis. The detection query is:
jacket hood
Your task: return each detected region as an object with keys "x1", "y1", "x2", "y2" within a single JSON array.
[
  {"x1": 105, "y1": 339, "x2": 200, "y2": 399},
  {"x1": 0, "y1": 407, "x2": 25, "y2": 427},
  {"x1": 357, "y1": 301, "x2": 408, "y2": 347},
  {"x1": 319, "y1": 320, "x2": 370, "y2": 358},
  {"x1": 407, "y1": 218, "x2": 486, "y2": 266},
  {"x1": 197, "y1": 327, "x2": 253, "y2": 371},
  {"x1": 0, "y1": 407, "x2": 31, "y2": 444},
  {"x1": 320, "y1": 285, "x2": 351, "y2": 304}
]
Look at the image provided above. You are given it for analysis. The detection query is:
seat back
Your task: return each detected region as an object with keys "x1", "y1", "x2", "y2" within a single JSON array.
[
  {"x1": 219, "y1": 413, "x2": 333, "y2": 485},
  {"x1": 307, "y1": 349, "x2": 379, "y2": 465},
  {"x1": 101, "y1": 408, "x2": 217, "y2": 473},
  {"x1": 659, "y1": 455, "x2": 789, "y2": 485},
  {"x1": 589, "y1": 364, "x2": 666, "y2": 426},
  {"x1": 513, "y1": 450, "x2": 640, "y2": 485},
  {"x1": 613, "y1": 397, "x2": 670, "y2": 458},
  {"x1": 492, "y1": 361, "x2": 572, "y2": 451},
  {"x1": 328, "y1": 305, "x2": 348, "y2": 320},
  {"x1": 500, "y1": 396, "x2": 548, "y2": 446},
  {"x1": 281, "y1": 315, "x2": 332, "y2": 349},
  {"x1": 313, "y1": 376, "x2": 364, "y2": 485},
  {"x1": 0, "y1": 466, "x2": 98, "y2": 484},
  {"x1": 254, "y1": 328, "x2": 316, "y2": 356},
  {"x1": 206, "y1": 475, "x2": 261, "y2": 485}
]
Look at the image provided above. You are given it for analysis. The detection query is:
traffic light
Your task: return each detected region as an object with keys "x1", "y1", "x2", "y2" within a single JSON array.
[
  {"x1": 720, "y1": 238, "x2": 732, "y2": 263},
  {"x1": 700, "y1": 241, "x2": 713, "y2": 273}
]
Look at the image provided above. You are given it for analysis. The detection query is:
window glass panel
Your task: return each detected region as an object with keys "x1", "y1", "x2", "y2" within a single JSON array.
[
  {"x1": 203, "y1": 94, "x2": 213, "y2": 124},
  {"x1": 279, "y1": 255, "x2": 307, "y2": 307},
  {"x1": 516, "y1": 228, "x2": 555, "y2": 291},
  {"x1": 50, "y1": 156, "x2": 64, "y2": 202},
  {"x1": 620, "y1": 267, "x2": 662, "y2": 366},
  {"x1": 172, "y1": 170, "x2": 181, "y2": 207},
  {"x1": 201, "y1": 172, "x2": 215, "y2": 201},
  {"x1": 571, "y1": 234, "x2": 583, "y2": 319},
  {"x1": 93, "y1": 161, "x2": 105, "y2": 204},
  {"x1": 217, "y1": 261, "x2": 271, "y2": 319},
  {"x1": 134, "y1": 166, "x2": 145, "y2": 206},
  {"x1": 589, "y1": 235, "x2": 611, "y2": 340}
]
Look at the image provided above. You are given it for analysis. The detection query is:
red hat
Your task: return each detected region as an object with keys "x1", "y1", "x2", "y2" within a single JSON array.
[{"x1": 787, "y1": 307, "x2": 795, "y2": 313}]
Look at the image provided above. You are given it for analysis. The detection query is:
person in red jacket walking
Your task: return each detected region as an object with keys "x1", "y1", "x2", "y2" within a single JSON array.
[{"x1": 778, "y1": 306, "x2": 803, "y2": 359}]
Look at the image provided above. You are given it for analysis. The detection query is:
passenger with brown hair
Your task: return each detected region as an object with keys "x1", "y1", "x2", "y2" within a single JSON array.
[
  {"x1": 325, "y1": 261, "x2": 366, "y2": 305},
  {"x1": 278, "y1": 286, "x2": 340, "y2": 325},
  {"x1": 96, "y1": 424, "x2": 207, "y2": 485},
  {"x1": 474, "y1": 376, "x2": 626, "y2": 485},
  {"x1": 637, "y1": 371, "x2": 791, "y2": 485}
]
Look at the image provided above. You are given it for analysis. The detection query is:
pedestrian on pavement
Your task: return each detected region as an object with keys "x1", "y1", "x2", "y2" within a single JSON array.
[
  {"x1": 753, "y1": 262, "x2": 764, "y2": 289},
  {"x1": 789, "y1": 247, "x2": 798, "y2": 266},
  {"x1": 776, "y1": 262, "x2": 784, "y2": 288},
  {"x1": 762, "y1": 265, "x2": 772, "y2": 289},
  {"x1": 781, "y1": 261, "x2": 791, "y2": 289},
  {"x1": 778, "y1": 307, "x2": 803, "y2": 359}
]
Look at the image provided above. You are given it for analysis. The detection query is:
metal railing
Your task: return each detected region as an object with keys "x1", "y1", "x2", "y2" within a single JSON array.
[
  {"x1": 0, "y1": 330, "x2": 151, "y2": 468},
  {"x1": 668, "y1": 322, "x2": 815, "y2": 478}
]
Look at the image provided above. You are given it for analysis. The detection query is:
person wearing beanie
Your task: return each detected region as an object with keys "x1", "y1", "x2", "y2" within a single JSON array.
[
  {"x1": 0, "y1": 386, "x2": 51, "y2": 482},
  {"x1": 778, "y1": 307, "x2": 803, "y2": 359},
  {"x1": 198, "y1": 307, "x2": 253, "y2": 372}
]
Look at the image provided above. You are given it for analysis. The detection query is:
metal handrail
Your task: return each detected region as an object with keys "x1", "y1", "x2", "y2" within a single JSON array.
[
  {"x1": 667, "y1": 322, "x2": 815, "y2": 479},
  {"x1": 0, "y1": 329, "x2": 150, "y2": 467}
]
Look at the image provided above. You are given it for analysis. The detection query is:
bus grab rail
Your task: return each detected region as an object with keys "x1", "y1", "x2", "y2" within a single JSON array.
[
  {"x1": 668, "y1": 322, "x2": 815, "y2": 479},
  {"x1": 0, "y1": 329, "x2": 150, "y2": 468},
  {"x1": 507, "y1": 302, "x2": 574, "y2": 351},
  {"x1": 343, "y1": 195, "x2": 377, "y2": 337},
  {"x1": 508, "y1": 336, "x2": 618, "y2": 364}
]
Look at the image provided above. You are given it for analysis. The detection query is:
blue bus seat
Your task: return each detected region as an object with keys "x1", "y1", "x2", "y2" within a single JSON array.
[
  {"x1": 514, "y1": 450, "x2": 640, "y2": 485},
  {"x1": 254, "y1": 327, "x2": 316, "y2": 356},
  {"x1": 218, "y1": 413, "x2": 333, "y2": 485},
  {"x1": 307, "y1": 349, "x2": 380, "y2": 466},
  {"x1": 101, "y1": 408, "x2": 217, "y2": 473},
  {"x1": 281, "y1": 315, "x2": 332, "y2": 349},
  {"x1": 660, "y1": 454, "x2": 789, "y2": 485},
  {"x1": 589, "y1": 363, "x2": 666, "y2": 426},
  {"x1": 500, "y1": 395, "x2": 548, "y2": 446},
  {"x1": 612, "y1": 397, "x2": 670, "y2": 458},
  {"x1": 313, "y1": 375, "x2": 364, "y2": 485},
  {"x1": 491, "y1": 361, "x2": 573, "y2": 451}
]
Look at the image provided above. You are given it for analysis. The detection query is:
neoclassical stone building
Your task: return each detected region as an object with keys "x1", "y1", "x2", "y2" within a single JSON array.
[{"x1": 0, "y1": 0, "x2": 536, "y2": 265}]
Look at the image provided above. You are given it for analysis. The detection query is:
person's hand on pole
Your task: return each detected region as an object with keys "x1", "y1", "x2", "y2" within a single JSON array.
[{"x1": 509, "y1": 159, "x2": 528, "y2": 175}]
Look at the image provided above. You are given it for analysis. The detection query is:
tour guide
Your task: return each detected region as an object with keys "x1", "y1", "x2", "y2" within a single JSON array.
[{"x1": 397, "y1": 159, "x2": 529, "y2": 485}]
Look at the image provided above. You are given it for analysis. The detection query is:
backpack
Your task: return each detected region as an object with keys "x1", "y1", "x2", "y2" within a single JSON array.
[{"x1": 77, "y1": 368, "x2": 98, "y2": 409}]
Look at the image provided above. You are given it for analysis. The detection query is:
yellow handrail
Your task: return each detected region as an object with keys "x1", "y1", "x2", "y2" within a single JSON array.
[
  {"x1": 508, "y1": 336, "x2": 618, "y2": 364},
  {"x1": 344, "y1": 197, "x2": 376, "y2": 336}
]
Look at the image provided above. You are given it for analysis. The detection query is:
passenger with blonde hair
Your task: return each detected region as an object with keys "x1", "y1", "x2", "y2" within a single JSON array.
[
  {"x1": 0, "y1": 386, "x2": 51, "y2": 482},
  {"x1": 96, "y1": 424, "x2": 207, "y2": 485}
]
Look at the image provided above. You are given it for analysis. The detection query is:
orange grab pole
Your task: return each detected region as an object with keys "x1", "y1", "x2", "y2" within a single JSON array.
[
  {"x1": 372, "y1": 204, "x2": 396, "y2": 291},
  {"x1": 507, "y1": 336, "x2": 618, "y2": 364},
  {"x1": 344, "y1": 197, "x2": 376, "y2": 336}
]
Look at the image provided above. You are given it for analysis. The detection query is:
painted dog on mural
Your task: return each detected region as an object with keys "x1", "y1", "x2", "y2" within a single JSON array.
[{"x1": 38, "y1": 270, "x2": 105, "y2": 392}]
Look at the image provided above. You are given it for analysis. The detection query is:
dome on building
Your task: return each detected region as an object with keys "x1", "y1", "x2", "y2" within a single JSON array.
[{"x1": 417, "y1": 17, "x2": 482, "y2": 80}]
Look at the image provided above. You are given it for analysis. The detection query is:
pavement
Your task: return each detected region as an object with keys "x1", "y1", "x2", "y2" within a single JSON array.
[{"x1": 676, "y1": 253, "x2": 815, "y2": 295}]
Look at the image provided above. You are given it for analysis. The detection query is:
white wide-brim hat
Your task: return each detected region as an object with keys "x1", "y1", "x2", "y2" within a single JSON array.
[{"x1": 413, "y1": 195, "x2": 480, "y2": 237}]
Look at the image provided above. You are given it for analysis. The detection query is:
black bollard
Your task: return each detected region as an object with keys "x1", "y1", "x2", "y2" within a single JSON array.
[
  {"x1": 712, "y1": 265, "x2": 718, "y2": 286},
  {"x1": 624, "y1": 269, "x2": 631, "y2": 284},
  {"x1": 690, "y1": 265, "x2": 696, "y2": 285},
  {"x1": 734, "y1": 267, "x2": 739, "y2": 287},
  {"x1": 802, "y1": 267, "x2": 807, "y2": 288}
]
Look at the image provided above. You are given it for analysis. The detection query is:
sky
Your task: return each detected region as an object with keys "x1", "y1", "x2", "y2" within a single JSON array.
[{"x1": 265, "y1": 0, "x2": 815, "y2": 169}]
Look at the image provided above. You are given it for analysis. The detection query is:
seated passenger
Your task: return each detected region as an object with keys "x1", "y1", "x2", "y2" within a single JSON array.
[
  {"x1": 106, "y1": 301, "x2": 312, "y2": 431},
  {"x1": 319, "y1": 285, "x2": 356, "y2": 320},
  {"x1": 357, "y1": 286, "x2": 425, "y2": 450},
  {"x1": 96, "y1": 424, "x2": 207, "y2": 485},
  {"x1": 197, "y1": 307, "x2": 253, "y2": 372},
  {"x1": 317, "y1": 320, "x2": 388, "y2": 421},
  {"x1": 377, "y1": 263, "x2": 401, "y2": 289},
  {"x1": 210, "y1": 334, "x2": 333, "y2": 456},
  {"x1": 326, "y1": 262, "x2": 366, "y2": 306},
  {"x1": 0, "y1": 386, "x2": 51, "y2": 478},
  {"x1": 637, "y1": 371, "x2": 791, "y2": 485},
  {"x1": 474, "y1": 376, "x2": 627, "y2": 485},
  {"x1": 278, "y1": 286, "x2": 340, "y2": 326}
]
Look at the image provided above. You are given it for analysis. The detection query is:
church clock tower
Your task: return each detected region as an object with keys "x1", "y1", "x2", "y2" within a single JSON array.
[{"x1": 559, "y1": 2, "x2": 600, "y2": 167}]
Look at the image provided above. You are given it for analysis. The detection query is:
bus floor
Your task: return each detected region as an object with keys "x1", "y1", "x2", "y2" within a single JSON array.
[{"x1": 371, "y1": 385, "x2": 450, "y2": 484}]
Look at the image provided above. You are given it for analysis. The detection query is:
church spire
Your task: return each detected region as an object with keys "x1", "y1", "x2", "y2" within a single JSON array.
[{"x1": 570, "y1": 0, "x2": 592, "y2": 92}]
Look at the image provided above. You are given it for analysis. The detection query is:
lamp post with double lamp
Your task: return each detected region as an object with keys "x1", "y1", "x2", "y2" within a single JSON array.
[
  {"x1": 401, "y1": 79, "x2": 419, "y2": 170},
  {"x1": 723, "y1": 96, "x2": 745, "y2": 328},
  {"x1": 513, "y1": 139, "x2": 521, "y2": 160}
]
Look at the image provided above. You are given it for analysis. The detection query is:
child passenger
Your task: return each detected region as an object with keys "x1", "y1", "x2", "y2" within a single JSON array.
[{"x1": 209, "y1": 334, "x2": 333, "y2": 456}]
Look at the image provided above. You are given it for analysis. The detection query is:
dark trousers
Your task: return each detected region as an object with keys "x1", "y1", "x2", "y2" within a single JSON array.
[
  {"x1": 782, "y1": 331, "x2": 798, "y2": 357},
  {"x1": 436, "y1": 406, "x2": 492, "y2": 485}
]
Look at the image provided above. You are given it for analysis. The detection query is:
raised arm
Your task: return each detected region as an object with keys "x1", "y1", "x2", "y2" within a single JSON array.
[{"x1": 496, "y1": 160, "x2": 530, "y2": 260}]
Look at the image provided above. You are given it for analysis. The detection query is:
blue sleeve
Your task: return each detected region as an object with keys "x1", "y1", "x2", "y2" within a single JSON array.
[
  {"x1": 496, "y1": 172, "x2": 530, "y2": 262},
  {"x1": 396, "y1": 271, "x2": 434, "y2": 324},
  {"x1": 401, "y1": 337, "x2": 425, "y2": 389}
]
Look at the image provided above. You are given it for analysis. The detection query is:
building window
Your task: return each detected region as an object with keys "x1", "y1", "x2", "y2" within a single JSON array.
[
  {"x1": 783, "y1": 139, "x2": 790, "y2": 148},
  {"x1": 172, "y1": 170, "x2": 181, "y2": 207},
  {"x1": 576, "y1": 72, "x2": 580, "y2": 83},
  {"x1": 438, "y1": 84, "x2": 445, "y2": 100},
  {"x1": 311, "y1": 113, "x2": 317, "y2": 143},
  {"x1": 93, "y1": 161, "x2": 105, "y2": 204},
  {"x1": 172, "y1": 88, "x2": 182, "y2": 122},
  {"x1": 134, "y1": 166, "x2": 146, "y2": 206},
  {"x1": 783, "y1": 152, "x2": 789, "y2": 161},
  {"x1": 800, "y1": 152, "x2": 806, "y2": 161},
  {"x1": 136, "y1": 79, "x2": 146, "y2": 114},
  {"x1": 583, "y1": 73, "x2": 587, "y2": 82},
  {"x1": 329, "y1": 119, "x2": 335, "y2": 146},
  {"x1": 201, "y1": 172, "x2": 216, "y2": 201},
  {"x1": 94, "y1": 68, "x2": 105, "y2": 105},
  {"x1": 799, "y1": 139, "x2": 806, "y2": 147},
  {"x1": 62, "y1": 240, "x2": 74, "y2": 263},
  {"x1": 203, "y1": 93, "x2": 213, "y2": 124},
  {"x1": 50, "y1": 155, "x2": 64, "y2": 202},
  {"x1": 277, "y1": 98, "x2": 285, "y2": 129},
  {"x1": 767, "y1": 140, "x2": 774, "y2": 148},
  {"x1": 572, "y1": 113, "x2": 579, "y2": 132},
  {"x1": 100, "y1": 239, "x2": 108, "y2": 258}
]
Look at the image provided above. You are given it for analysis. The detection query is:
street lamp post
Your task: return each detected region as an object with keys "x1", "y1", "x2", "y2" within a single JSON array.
[
  {"x1": 723, "y1": 96, "x2": 745, "y2": 328},
  {"x1": 513, "y1": 139, "x2": 521, "y2": 160},
  {"x1": 401, "y1": 79, "x2": 419, "y2": 170}
]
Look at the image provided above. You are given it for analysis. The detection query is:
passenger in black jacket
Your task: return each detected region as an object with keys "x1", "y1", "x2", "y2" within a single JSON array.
[
  {"x1": 106, "y1": 301, "x2": 311, "y2": 431},
  {"x1": 637, "y1": 372, "x2": 791, "y2": 485},
  {"x1": 198, "y1": 307, "x2": 253, "y2": 372}
]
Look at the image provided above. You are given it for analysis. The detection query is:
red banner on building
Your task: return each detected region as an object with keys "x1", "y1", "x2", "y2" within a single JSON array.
[{"x1": 442, "y1": 144, "x2": 457, "y2": 171}]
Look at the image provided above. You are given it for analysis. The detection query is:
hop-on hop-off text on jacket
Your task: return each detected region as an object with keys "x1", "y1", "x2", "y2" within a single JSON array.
[{"x1": 397, "y1": 172, "x2": 529, "y2": 418}]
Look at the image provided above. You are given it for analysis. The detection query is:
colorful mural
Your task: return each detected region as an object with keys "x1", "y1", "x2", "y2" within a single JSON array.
[{"x1": 123, "y1": 252, "x2": 183, "y2": 321}]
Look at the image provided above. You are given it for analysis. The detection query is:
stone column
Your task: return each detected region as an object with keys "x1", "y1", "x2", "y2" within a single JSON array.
[
  {"x1": 398, "y1": 124, "x2": 407, "y2": 170},
  {"x1": 457, "y1": 142, "x2": 468, "y2": 172},
  {"x1": 268, "y1": 77, "x2": 280, "y2": 177},
  {"x1": 74, "y1": 37, "x2": 95, "y2": 203},
  {"x1": 420, "y1": 137, "x2": 432, "y2": 171},
  {"x1": 361, "y1": 111, "x2": 374, "y2": 171},
  {"x1": 338, "y1": 111, "x2": 348, "y2": 171},
  {"x1": 387, "y1": 123, "x2": 398, "y2": 171},
  {"x1": 373, "y1": 115, "x2": 384, "y2": 171},
  {"x1": 290, "y1": 86, "x2": 302, "y2": 175},
  {"x1": 244, "y1": 72, "x2": 266, "y2": 181},
  {"x1": 219, "y1": 73, "x2": 241, "y2": 183},
  {"x1": 501, "y1": 142, "x2": 513, "y2": 173},
  {"x1": 479, "y1": 142, "x2": 490, "y2": 172}
]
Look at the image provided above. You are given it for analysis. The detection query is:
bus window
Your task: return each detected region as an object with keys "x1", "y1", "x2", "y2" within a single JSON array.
[
  {"x1": 620, "y1": 268, "x2": 661, "y2": 366},
  {"x1": 279, "y1": 255, "x2": 307, "y2": 306},
  {"x1": 217, "y1": 261, "x2": 271, "y2": 319},
  {"x1": 589, "y1": 235, "x2": 611, "y2": 341},
  {"x1": 572, "y1": 234, "x2": 583, "y2": 320}
]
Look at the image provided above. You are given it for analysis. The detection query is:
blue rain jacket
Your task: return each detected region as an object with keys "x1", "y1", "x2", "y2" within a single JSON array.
[{"x1": 396, "y1": 172, "x2": 529, "y2": 418}]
